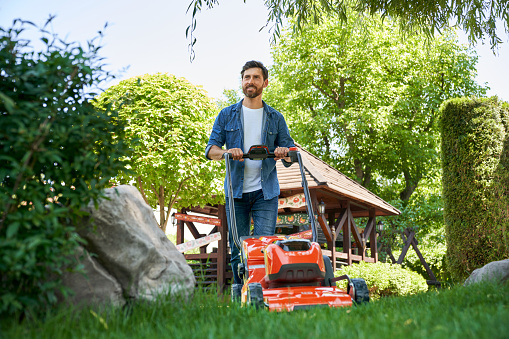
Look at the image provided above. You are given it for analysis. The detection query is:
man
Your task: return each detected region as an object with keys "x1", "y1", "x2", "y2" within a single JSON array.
[{"x1": 205, "y1": 60, "x2": 295, "y2": 293}]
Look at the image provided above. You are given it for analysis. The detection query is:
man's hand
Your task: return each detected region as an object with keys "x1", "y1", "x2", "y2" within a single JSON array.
[
  {"x1": 274, "y1": 147, "x2": 290, "y2": 161},
  {"x1": 208, "y1": 145, "x2": 244, "y2": 161},
  {"x1": 225, "y1": 148, "x2": 244, "y2": 161}
]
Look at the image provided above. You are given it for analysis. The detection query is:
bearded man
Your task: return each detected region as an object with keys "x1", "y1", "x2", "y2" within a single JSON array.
[{"x1": 205, "y1": 60, "x2": 295, "y2": 296}]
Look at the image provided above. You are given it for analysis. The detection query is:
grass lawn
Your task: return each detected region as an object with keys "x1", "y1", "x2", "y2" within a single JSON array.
[{"x1": 2, "y1": 281, "x2": 508, "y2": 339}]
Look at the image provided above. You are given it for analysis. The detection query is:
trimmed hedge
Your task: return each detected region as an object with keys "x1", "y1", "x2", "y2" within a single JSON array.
[
  {"x1": 441, "y1": 97, "x2": 509, "y2": 281},
  {"x1": 334, "y1": 261, "x2": 428, "y2": 300}
]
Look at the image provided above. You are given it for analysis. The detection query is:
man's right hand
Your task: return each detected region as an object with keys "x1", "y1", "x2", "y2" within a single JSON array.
[
  {"x1": 224, "y1": 148, "x2": 244, "y2": 161},
  {"x1": 208, "y1": 145, "x2": 245, "y2": 161}
]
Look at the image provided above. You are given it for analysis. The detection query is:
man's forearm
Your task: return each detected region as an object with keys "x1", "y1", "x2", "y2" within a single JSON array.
[{"x1": 208, "y1": 145, "x2": 227, "y2": 161}]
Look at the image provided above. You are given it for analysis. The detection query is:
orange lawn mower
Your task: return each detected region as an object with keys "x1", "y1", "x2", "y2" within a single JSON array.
[{"x1": 224, "y1": 145, "x2": 369, "y2": 311}]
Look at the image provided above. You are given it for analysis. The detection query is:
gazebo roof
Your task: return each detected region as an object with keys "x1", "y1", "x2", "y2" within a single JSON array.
[{"x1": 277, "y1": 144, "x2": 400, "y2": 217}]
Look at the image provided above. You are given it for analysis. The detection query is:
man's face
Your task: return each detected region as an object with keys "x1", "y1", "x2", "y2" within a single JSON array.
[{"x1": 242, "y1": 67, "x2": 268, "y2": 98}]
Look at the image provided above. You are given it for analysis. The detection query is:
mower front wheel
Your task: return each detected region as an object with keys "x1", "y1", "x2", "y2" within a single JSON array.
[
  {"x1": 247, "y1": 283, "x2": 264, "y2": 309},
  {"x1": 348, "y1": 278, "x2": 370, "y2": 305}
]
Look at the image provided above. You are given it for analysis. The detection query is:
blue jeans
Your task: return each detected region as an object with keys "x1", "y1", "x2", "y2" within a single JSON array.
[{"x1": 225, "y1": 189, "x2": 278, "y2": 284}]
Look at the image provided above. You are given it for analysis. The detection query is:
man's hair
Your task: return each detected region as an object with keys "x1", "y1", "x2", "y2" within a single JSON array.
[{"x1": 241, "y1": 60, "x2": 269, "y2": 81}]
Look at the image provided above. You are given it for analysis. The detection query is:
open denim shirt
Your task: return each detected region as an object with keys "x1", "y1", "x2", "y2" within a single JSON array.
[{"x1": 205, "y1": 100, "x2": 295, "y2": 200}]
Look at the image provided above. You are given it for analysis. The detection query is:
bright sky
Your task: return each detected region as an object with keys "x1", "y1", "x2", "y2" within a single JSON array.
[{"x1": 1, "y1": 0, "x2": 508, "y2": 101}]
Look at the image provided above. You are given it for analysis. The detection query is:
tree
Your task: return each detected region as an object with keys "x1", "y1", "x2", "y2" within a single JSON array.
[
  {"x1": 186, "y1": 0, "x2": 509, "y2": 59},
  {"x1": 441, "y1": 97, "x2": 509, "y2": 280},
  {"x1": 264, "y1": 12, "x2": 487, "y2": 201},
  {"x1": 94, "y1": 73, "x2": 224, "y2": 233},
  {"x1": 0, "y1": 19, "x2": 130, "y2": 315},
  {"x1": 215, "y1": 88, "x2": 242, "y2": 111}
]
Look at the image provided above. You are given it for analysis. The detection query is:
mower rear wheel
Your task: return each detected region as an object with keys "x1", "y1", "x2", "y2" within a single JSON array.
[
  {"x1": 247, "y1": 283, "x2": 264, "y2": 309},
  {"x1": 231, "y1": 283, "x2": 242, "y2": 303},
  {"x1": 348, "y1": 278, "x2": 370, "y2": 305},
  {"x1": 321, "y1": 255, "x2": 334, "y2": 287}
]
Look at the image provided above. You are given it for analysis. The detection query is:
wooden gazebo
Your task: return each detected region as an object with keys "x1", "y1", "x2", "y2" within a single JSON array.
[{"x1": 175, "y1": 144, "x2": 400, "y2": 291}]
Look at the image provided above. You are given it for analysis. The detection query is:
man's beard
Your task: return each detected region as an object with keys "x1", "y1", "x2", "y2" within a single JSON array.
[{"x1": 243, "y1": 85, "x2": 263, "y2": 98}]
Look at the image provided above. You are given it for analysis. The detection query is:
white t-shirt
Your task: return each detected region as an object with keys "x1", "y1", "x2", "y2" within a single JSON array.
[{"x1": 242, "y1": 105, "x2": 263, "y2": 193}]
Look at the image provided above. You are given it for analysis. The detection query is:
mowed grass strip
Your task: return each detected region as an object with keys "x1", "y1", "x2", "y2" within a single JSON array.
[{"x1": 2, "y1": 282, "x2": 508, "y2": 339}]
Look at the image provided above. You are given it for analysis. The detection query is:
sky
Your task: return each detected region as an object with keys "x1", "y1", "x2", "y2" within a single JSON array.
[{"x1": 1, "y1": 0, "x2": 508, "y2": 102}]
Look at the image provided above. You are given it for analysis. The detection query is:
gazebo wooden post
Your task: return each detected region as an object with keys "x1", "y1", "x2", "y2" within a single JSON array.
[
  {"x1": 328, "y1": 211, "x2": 337, "y2": 271},
  {"x1": 176, "y1": 208, "x2": 185, "y2": 245},
  {"x1": 217, "y1": 204, "x2": 228, "y2": 292},
  {"x1": 344, "y1": 201, "x2": 352, "y2": 265},
  {"x1": 368, "y1": 208, "x2": 378, "y2": 262}
]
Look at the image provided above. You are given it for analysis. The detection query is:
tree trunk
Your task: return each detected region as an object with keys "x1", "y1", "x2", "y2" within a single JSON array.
[
  {"x1": 362, "y1": 166, "x2": 372, "y2": 188},
  {"x1": 400, "y1": 170, "x2": 421, "y2": 201},
  {"x1": 354, "y1": 158, "x2": 366, "y2": 185},
  {"x1": 158, "y1": 185, "x2": 166, "y2": 233}
]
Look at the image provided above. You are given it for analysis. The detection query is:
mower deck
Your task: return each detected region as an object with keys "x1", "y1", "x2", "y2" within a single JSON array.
[
  {"x1": 224, "y1": 147, "x2": 368, "y2": 311},
  {"x1": 240, "y1": 236, "x2": 354, "y2": 311}
]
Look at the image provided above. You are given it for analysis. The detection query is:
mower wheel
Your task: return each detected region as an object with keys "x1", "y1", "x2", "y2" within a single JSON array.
[
  {"x1": 247, "y1": 283, "x2": 264, "y2": 309},
  {"x1": 231, "y1": 283, "x2": 242, "y2": 303},
  {"x1": 348, "y1": 278, "x2": 370, "y2": 305},
  {"x1": 321, "y1": 255, "x2": 334, "y2": 287}
]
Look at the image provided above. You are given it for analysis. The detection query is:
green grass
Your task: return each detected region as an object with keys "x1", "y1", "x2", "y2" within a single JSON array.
[{"x1": 2, "y1": 282, "x2": 508, "y2": 339}]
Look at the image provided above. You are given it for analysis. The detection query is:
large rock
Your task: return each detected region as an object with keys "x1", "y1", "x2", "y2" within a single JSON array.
[
  {"x1": 59, "y1": 246, "x2": 125, "y2": 308},
  {"x1": 71, "y1": 185, "x2": 195, "y2": 305},
  {"x1": 464, "y1": 259, "x2": 509, "y2": 286}
]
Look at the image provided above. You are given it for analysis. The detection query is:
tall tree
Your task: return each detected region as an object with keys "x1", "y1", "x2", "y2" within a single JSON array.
[
  {"x1": 95, "y1": 73, "x2": 224, "y2": 233},
  {"x1": 186, "y1": 0, "x2": 509, "y2": 58},
  {"x1": 263, "y1": 12, "x2": 487, "y2": 200}
]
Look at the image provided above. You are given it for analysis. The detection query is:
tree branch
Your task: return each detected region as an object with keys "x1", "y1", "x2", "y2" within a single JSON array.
[{"x1": 136, "y1": 176, "x2": 150, "y2": 205}]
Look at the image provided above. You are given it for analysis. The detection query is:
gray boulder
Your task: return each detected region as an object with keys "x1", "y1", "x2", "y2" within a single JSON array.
[
  {"x1": 68, "y1": 185, "x2": 194, "y2": 306},
  {"x1": 59, "y1": 246, "x2": 125, "y2": 308},
  {"x1": 464, "y1": 259, "x2": 509, "y2": 286}
]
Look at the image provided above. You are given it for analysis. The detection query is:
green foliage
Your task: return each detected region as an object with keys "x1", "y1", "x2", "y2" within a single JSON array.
[
  {"x1": 441, "y1": 96, "x2": 509, "y2": 281},
  {"x1": 335, "y1": 261, "x2": 428, "y2": 300},
  {"x1": 401, "y1": 227, "x2": 451, "y2": 284},
  {"x1": 3, "y1": 281, "x2": 509, "y2": 338},
  {"x1": 215, "y1": 88, "x2": 241, "y2": 111},
  {"x1": 94, "y1": 73, "x2": 224, "y2": 232},
  {"x1": 187, "y1": 0, "x2": 509, "y2": 58},
  {"x1": 384, "y1": 182, "x2": 444, "y2": 235},
  {"x1": 377, "y1": 180, "x2": 446, "y2": 268},
  {"x1": 0, "y1": 20, "x2": 130, "y2": 315},
  {"x1": 266, "y1": 12, "x2": 487, "y2": 202}
]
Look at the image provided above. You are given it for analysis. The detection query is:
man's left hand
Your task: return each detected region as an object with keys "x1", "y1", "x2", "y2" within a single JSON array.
[{"x1": 274, "y1": 147, "x2": 289, "y2": 161}]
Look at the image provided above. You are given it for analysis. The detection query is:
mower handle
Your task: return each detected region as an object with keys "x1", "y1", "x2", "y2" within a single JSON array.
[
  {"x1": 223, "y1": 145, "x2": 317, "y2": 248},
  {"x1": 225, "y1": 145, "x2": 298, "y2": 162}
]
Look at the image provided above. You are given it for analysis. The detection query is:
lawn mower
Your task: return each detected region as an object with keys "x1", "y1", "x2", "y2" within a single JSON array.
[{"x1": 224, "y1": 145, "x2": 369, "y2": 311}]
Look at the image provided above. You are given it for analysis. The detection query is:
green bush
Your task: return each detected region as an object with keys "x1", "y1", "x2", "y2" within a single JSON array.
[
  {"x1": 441, "y1": 97, "x2": 509, "y2": 281},
  {"x1": 0, "y1": 20, "x2": 130, "y2": 315},
  {"x1": 334, "y1": 261, "x2": 428, "y2": 300}
]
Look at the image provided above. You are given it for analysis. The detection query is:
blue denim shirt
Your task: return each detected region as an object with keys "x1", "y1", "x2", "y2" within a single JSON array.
[{"x1": 205, "y1": 100, "x2": 295, "y2": 200}]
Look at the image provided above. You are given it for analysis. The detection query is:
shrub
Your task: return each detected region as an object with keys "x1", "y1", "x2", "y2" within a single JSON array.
[
  {"x1": 441, "y1": 97, "x2": 509, "y2": 281},
  {"x1": 0, "y1": 20, "x2": 130, "y2": 316},
  {"x1": 334, "y1": 261, "x2": 428, "y2": 300}
]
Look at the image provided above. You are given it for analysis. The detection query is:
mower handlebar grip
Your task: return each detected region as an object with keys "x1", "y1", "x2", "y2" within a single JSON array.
[{"x1": 225, "y1": 145, "x2": 299, "y2": 162}]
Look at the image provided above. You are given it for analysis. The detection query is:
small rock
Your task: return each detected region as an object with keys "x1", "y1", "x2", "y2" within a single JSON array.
[{"x1": 464, "y1": 259, "x2": 509, "y2": 286}]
